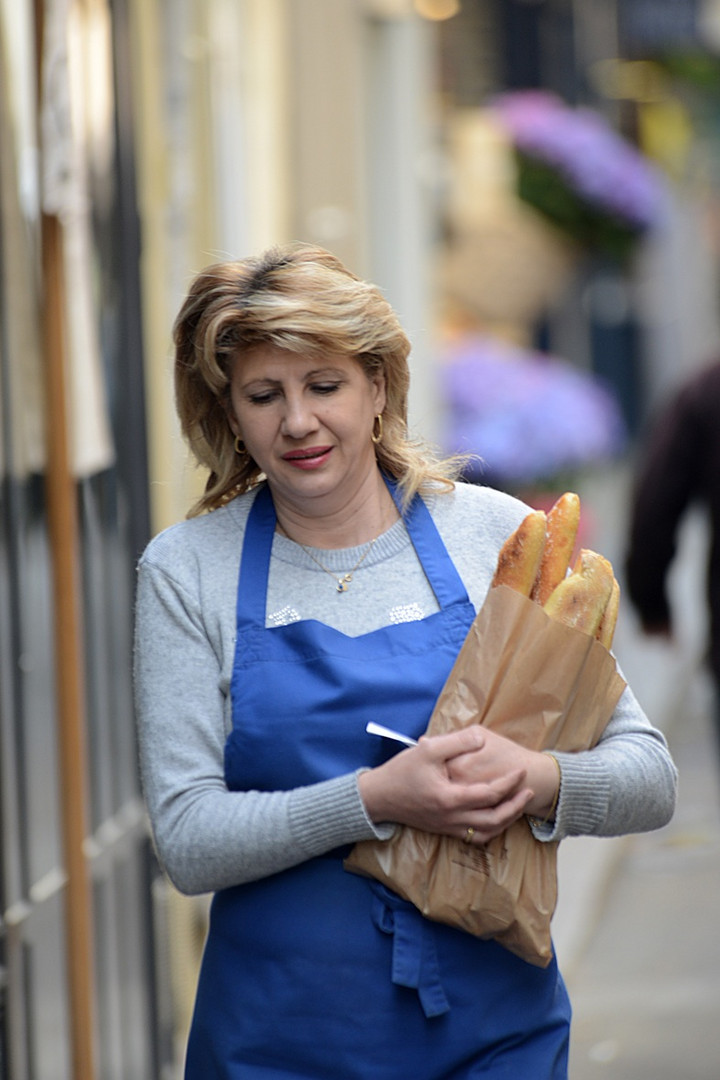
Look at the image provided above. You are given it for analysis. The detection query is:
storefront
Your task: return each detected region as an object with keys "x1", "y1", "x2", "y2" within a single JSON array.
[{"x1": 0, "y1": 1, "x2": 167, "y2": 1076}]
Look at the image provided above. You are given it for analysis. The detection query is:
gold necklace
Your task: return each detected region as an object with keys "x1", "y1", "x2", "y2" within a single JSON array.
[{"x1": 278, "y1": 525, "x2": 378, "y2": 593}]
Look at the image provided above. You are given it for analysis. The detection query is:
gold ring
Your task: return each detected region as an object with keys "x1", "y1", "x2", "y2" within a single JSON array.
[{"x1": 463, "y1": 826, "x2": 475, "y2": 844}]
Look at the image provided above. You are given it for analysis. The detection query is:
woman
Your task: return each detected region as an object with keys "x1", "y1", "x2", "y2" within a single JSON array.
[{"x1": 134, "y1": 242, "x2": 677, "y2": 1078}]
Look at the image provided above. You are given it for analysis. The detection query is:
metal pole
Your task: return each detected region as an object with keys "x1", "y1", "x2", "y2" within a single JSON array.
[
  {"x1": 41, "y1": 209, "x2": 97, "y2": 1080},
  {"x1": 34, "y1": 1, "x2": 97, "y2": 1075}
]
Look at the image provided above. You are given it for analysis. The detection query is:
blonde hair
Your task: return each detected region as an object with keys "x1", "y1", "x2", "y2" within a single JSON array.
[{"x1": 173, "y1": 242, "x2": 462, "y2": 515}]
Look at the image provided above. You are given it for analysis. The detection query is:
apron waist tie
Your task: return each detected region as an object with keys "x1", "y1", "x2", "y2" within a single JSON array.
[{"x1": 370, "y1": 883, "x2": 450, "y2": 1019}]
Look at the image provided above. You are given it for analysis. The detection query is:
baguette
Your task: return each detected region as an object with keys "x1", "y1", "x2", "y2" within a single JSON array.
[
  {"x1": 542, "y1": 549, "x2": 614, "y2": 637},
  {"x1": 532, "y1": 492, "x2": 581, "y2": 605},
  {"x1": 491, "y1": 510, "x2": 547, "y2": 598},
  {"x1": 596, "y1": 577, "x2": 620, "y2": 650}
]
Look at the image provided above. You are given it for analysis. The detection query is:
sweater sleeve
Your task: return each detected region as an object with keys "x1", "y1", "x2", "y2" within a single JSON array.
[
  {"x1": 625, "y1": 385, "x2": 704, "y2": 629},
  {"x1": 529, "y1": 677, "x2": 678, "y2": 843},
  {"x1": 133, "y1": 558, "x2": 392, "y2": 896}
]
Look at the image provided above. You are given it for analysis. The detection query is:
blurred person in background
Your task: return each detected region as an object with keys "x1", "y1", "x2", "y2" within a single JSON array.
[
  {"x1": 626, "y1": 359, "x2": 720, "y2": 765},
  {"x1": 134, "y1": 242, "x2": 677, "y2": 1079}
]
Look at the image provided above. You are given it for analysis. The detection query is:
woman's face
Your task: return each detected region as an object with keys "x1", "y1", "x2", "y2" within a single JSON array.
[{"x1": 227, "y1": 344, "x2": 386, "y2": 516}]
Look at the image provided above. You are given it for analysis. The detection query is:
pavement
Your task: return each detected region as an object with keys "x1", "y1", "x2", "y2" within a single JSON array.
[{"x1": 548, "y1": 465, "x2": 720, "y2": 1078}]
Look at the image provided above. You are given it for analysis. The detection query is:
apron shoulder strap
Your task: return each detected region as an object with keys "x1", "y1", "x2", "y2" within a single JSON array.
[
  {"x1": 386, "y1": 478, "x2": 470, "y2": 610},
  {"x1": 236, "y1": 485, "x2": 276, "y2": 628}
]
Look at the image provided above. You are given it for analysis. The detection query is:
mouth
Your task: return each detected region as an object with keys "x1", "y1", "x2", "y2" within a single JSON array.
[{"x1": 282, "y1": 445, "x2": 333, "y2": 469}]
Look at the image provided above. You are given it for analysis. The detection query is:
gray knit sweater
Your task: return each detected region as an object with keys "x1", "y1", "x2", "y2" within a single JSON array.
[{"x1": 134, "y1": 481, "x2": 677, "y2": 896}]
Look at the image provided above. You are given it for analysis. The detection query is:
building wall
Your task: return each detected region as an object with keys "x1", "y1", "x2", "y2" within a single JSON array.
[{"x1": 0, "y1": 1, "x2": 161, "y2": 1076}]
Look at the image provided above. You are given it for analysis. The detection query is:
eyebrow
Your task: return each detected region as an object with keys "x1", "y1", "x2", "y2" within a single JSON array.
[{"x1": 240, "y1": 366, "x2": 347, "y2": 390}]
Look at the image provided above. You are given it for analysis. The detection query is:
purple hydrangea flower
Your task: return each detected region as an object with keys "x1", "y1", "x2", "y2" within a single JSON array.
[
  {"x1": 439, "y1": 334, "x2": 627, "y2": 485},
  {"x1": 493, "y1": 90, "x2": 666, "y2": 231}
]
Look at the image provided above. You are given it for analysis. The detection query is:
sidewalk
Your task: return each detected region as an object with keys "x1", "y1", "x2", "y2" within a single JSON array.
[
  {"x1": 566, "y1": 686, "x2": 720, "y2": 1079},
  {"x1": 549, "y1": 465, "x2": 720, "y2": 1077}
]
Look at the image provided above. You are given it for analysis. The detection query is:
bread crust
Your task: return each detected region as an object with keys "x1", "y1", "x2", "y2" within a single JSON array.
[
  {"x1": 532, "y1": 492, "x2": 581, "y2": 605},
  {"x1": 596, "y1": 577, "x2": 621, "y2": 649},
  {"x1": 542, "y1": 550, "x2": 615, "y2": 637},
  {"x1": 491, "y1": 510, "x2": 547, "y2": 597}
]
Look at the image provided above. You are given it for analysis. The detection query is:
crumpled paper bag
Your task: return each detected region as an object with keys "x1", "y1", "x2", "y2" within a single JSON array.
[{"x1": 345, "y1": 584, "x2": 626, "y2": 967}]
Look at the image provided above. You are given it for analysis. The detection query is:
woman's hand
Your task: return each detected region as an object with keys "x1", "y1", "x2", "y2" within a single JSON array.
[
  {"x1": 446, "y1": 727, "x2": 560, "y2": 828},
  {"x1": 358, "y1": 726, "x2": 559, "y2": 845}
]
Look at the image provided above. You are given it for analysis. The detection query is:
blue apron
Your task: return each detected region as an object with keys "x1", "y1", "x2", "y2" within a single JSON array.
[{"x1": 185, "y1": 482, "x2": 570, "y2": 1079}]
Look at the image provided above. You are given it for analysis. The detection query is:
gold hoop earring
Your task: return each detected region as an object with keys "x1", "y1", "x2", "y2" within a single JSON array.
[
  {"x1": 371, "y1": 414, "x2": 383, "y2": 445},
  {"x1": 234, "y1": 436, "x2": 247, "y2": 455}
]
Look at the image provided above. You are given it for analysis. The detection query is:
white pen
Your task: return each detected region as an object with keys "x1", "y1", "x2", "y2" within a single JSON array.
[{"x1": 365, "y1": 721, "x2": 418, "y2": 747}]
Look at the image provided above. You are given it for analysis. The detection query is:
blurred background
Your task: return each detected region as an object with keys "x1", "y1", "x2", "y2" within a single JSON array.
[{"x1": 2, "y1": 1, "x2": 720, "y2": 1077}]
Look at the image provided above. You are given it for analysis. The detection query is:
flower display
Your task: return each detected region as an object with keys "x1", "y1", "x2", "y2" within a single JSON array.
[
  {"x1": 492, "y1": 90, "x2": 667, "y2": 260},
  {"x1": 439, "y1": 333, "x2": 627, "y2": 488}
]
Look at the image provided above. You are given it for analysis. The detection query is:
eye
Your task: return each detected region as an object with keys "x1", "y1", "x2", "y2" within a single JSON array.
[
  {"x1": 247, "y1": 389, "x2": 279, "y2": 405},
  {"x1": 311, "y1": 382, "x2": 341, "y2": 395}
]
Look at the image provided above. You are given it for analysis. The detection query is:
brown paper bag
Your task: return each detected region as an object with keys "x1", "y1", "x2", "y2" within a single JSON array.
[{"x1": 344, "y1": 584, "x2": 626, "y2": 967}]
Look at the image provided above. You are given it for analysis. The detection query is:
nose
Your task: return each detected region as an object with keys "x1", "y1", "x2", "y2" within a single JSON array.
[{"x1": 280, "y1": 391, "x2": 319, "y2": 439}]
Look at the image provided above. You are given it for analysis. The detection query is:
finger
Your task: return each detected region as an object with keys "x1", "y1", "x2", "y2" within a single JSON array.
[
  {"x1": 419, "y1": 726, "x2": 485, "y2": 759},
  {"x1": 446, "y1": 738, "x2": 526, "y2": 784},
  {"x1": 487, "y1": 766, "x2": 529, "y2": 802},
  {"x1": 458, "y1": 786, "x2": 535, "y2": 844},
  {"x1": 431, "y1": 770, "x2": 528, "y2": 833},
  {"x1": 461, "y1": 767, "x2": 527, "y2": 810}
]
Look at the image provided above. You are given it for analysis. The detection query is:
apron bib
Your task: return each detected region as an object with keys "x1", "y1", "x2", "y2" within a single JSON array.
[{"x1": 185, "y1": 482, "x2": 570, "y2": 1079}]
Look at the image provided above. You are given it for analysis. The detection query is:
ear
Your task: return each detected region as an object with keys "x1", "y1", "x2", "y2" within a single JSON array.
[
  {"x1": 222, "y1": 397, "x2": 241, "y2": 439},
  {"x1": 371, "y1": 372, "x2": 386, "y2": 414}
]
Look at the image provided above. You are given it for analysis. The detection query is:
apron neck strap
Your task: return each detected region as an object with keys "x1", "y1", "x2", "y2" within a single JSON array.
[{"x1": 237, "y1": 478, "x2": 470, "y2": 627}]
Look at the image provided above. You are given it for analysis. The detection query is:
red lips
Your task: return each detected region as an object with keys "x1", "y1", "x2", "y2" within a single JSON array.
[{"x1": 282, "y1": 446, "x2": 333, "y2": 468}]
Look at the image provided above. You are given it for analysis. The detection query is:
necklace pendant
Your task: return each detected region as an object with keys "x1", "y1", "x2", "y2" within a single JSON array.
[{"x1": 291, "y1": 531, "x2": 377, "y2": 594}]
